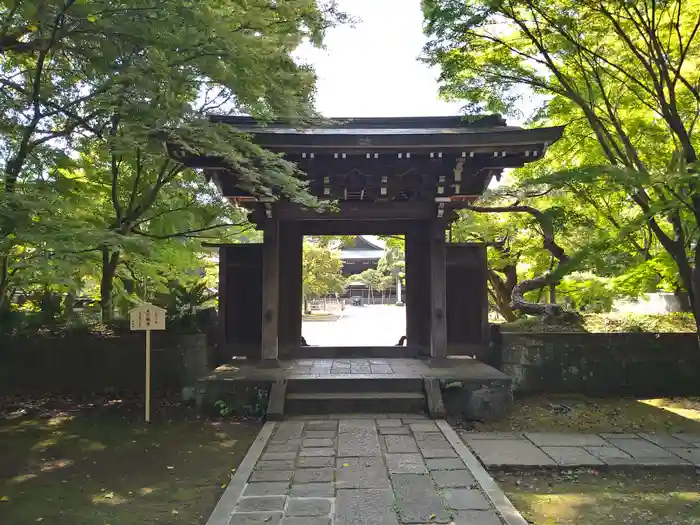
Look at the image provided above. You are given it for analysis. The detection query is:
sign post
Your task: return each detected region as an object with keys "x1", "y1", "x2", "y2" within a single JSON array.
[{"x1": 129, "y1": 303, "x2": 166, "y2": 423}]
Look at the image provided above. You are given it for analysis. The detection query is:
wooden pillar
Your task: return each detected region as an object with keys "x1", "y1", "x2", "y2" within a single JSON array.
[
  {"x1": 429, "y1": 219, "x2": 448, "y2": 359},
  {"x1": 261, "y1": 207, "x2": 280, "y2": 360},
  {"x1": 217, "y1": 246, "x2": 229, "y2": 358},
  {"x1": 405, "y1": 224, "x2": 431, "y2": 354},
  {"x1": 278, "y1": 221, "x2": 303, "y2": 356}
]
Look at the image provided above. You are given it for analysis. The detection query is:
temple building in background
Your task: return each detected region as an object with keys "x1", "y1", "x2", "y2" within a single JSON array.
[{"x1": 338, "y1": 236, "x2": 386, "y2": 276}]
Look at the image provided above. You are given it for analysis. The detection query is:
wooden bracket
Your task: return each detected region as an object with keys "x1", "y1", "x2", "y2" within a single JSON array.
[{"x1": 437, "y1": 202, "x2": 445, "y2": 219}]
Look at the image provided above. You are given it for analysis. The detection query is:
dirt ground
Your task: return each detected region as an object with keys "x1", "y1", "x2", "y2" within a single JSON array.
[
  {"x1": 469, "y1": 395, "x2": 700, "y2": 434},
  {"x1": 0, "y1": 399, "x2": 260, "y2": 525},
  {"x1": 497, "y1": 469, "x2": 700, "y2": 525}
]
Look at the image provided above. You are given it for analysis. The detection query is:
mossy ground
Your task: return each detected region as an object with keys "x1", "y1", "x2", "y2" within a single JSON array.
[
  {"x1": 471, "y1": 395, "x2": 700, "y2": 433},
  {"x1": 0, "y1": 401, "x2": 260, "y2": 525},
  {"x1": 498, "y1": 469, "x2": 700, "y2": 525}
]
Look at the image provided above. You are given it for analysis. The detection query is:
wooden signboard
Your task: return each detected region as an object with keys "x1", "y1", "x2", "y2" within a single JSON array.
[{"x1": 129, "y1": 303, "x2": 167, "y2": 422}]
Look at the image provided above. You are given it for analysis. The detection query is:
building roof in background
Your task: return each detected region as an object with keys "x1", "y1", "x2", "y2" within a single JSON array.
[
  {"x1": 339, "y1": 235, "x2": 385, "y2": 261},
  {"x1": 356, "y1": 235, "x2": 386, "y2": 250}
]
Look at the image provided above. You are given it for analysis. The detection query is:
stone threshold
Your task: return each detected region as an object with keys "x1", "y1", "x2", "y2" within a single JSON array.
[{"x1": 459, "y1": 431, "x2": 700, "y2": 468}]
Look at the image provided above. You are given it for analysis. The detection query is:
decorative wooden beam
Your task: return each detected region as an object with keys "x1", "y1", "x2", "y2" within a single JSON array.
[{"x1": 275, "y1": 201, "x2": 435, "y2": 221}]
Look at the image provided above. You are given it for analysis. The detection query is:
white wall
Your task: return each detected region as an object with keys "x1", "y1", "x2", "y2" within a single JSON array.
[{"x1": 612, "y1": 293, "x2": 683, "y2": 314}]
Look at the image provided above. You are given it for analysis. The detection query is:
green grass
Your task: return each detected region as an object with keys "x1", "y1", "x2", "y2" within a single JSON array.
[
  {"x1": 497, "y1": 469, "x2": 700, "y2": 525},
  {"x1": 500, "y1": 312, "x2": 696, "y2": 333},
  {"x1": 0, "y1": 408, "x2": 260, "y2": 525}
]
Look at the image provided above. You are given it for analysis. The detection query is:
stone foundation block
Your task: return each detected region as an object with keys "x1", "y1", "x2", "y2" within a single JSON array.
[{"x1": 442, "y1": 383, "x2": 513, "y2": 422}]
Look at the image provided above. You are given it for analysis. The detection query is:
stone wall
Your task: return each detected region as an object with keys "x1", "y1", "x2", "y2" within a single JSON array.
[
  {"x1": 0, "y1": 332, "x2": 211, "y2": 395},
  {"x1": 500, "y1": 332, "x2": 700, "y2": 396}
]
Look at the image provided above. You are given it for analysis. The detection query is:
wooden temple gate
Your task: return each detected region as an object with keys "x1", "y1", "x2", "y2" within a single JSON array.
[{"x1": 175, "y1": 116, "x2": 564, "y2": 364}]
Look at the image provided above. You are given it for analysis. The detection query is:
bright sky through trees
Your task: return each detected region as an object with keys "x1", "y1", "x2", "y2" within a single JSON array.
[{"x1": 295, "y1": 0, "x2": 464, "y2": 118}]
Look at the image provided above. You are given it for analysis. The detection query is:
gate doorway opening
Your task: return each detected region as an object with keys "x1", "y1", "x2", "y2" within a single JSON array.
[{"x1": 301, "y1": 235, "x2": 406, "y2": 347}]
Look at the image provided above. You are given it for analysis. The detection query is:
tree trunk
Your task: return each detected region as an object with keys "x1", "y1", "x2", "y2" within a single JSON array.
[
  {"x1": 663, "y1": 240, "x2": 698, "y2": 330},
  {"x1": 466, "y1": 204, "x2": 572, "y2": 316},
  {"x1": 100, "y1": 247, "x2": 120, "y2": 324},
  {"x1": 488, "y1": 270, "x2": 517, "y2": 322},
  {"x1": 39, "y1": 287, "x2": 61, "y2": 325},
  {"x1": 693, "y1": 241, "x2": 700, "y2": 333},
  {"x1": 511, "y1": 273, "x2": 566, "y2": 316},
  {"x1": 673, "y1": 287, "x2": 692, "y2": 313},
  {"x1": 63, "y1": 290, "x2": 76, "y2": 320},
  {"x1": 0, "y1": 272, "x2": 9, "y2": 314},
  {"x1": 493, "y1": 292, "x2": 517, "y2": 322}
]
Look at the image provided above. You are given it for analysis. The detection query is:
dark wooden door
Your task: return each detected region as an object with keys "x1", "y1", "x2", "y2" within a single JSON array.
[
  {"x1": 446, "y1": 243, "x2": 489, "y2": 356},
  {"x1": 218, "y1": 244, "x2": 263, "y2": 361}
]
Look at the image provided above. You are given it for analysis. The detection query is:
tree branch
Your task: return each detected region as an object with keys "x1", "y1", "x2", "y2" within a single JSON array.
[
  {"x1": 466, "y1": 202, "x2": 571, "y2": 316},
  {"x1": 130, "y1": 222, "x2": 250, "y2": 240}
]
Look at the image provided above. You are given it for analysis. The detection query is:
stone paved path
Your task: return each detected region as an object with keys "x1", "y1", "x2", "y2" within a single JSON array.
[
  {"x1": 460, "y1": 431, "x2": 700, "y2": 467},
  {"x1": 302, "y1": 305, "x2": 405, "y2": 347},
  {"x1": 208, "y1": 416, "x2": 524, "y2": 525}
]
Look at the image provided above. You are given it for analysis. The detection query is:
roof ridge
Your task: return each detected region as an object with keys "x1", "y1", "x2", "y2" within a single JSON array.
[{"x1": 209, "y1": 114, "x2": 509, "y2": 129}]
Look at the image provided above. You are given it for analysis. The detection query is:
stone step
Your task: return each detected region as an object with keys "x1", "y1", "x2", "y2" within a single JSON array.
[
  {"x1": 286, "y1": 377, "x2": 425, "y2": 394},
  {"x1": 286, "y1": 391, "x2": 427, "y2": 414}
]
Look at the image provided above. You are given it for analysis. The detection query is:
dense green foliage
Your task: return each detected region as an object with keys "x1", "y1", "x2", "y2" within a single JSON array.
[
  {"x1": 501, "y1": 312, "x2": 697, "y2": 333},
  {"x1": 0, "y1": 0, "x2": 343, "y2": 328},
  {"x1": 424, "y1": 0, "x2": 700, "y2": 328},
  {"x1": 302, "y1": 242, "x2": 345, "y2": 302},
  {"x1": 2, "y1": 0, "x2": 698, "y2": 334}
]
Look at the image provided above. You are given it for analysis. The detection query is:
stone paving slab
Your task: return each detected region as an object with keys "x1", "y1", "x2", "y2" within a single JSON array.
[
  {"x1": 525, "y1": 433, "x2": 608, "y2": 447},
  {"x1": 453, "y1": 510, "x2": 503, "y2": 525},
  {"x1": 606, "y1": 438, "x2": 680, "y2": 459},
  {"x1": 460, "y1": 431, "x2": 699, "y2": 468},
  {"x1": 539, "y1": 446, "x2": 604, "y2": 467},
  {"x1": 391, "y1": 473, "x2": 452, "y2": 523},
  {"x1": 466, "y1": 439, "x2": 556, "y2": 467},
  {"x1": 462, "y1": 432, "x2": 525, "y2": 441},
  {"x1": 583, "y1": 445, "x2": 633, "y2": 461},
  {"x1": 443, "y1": 488, "x2": 491, "y2": 510},
  {"x1": 637, "y1": 433, "x2": 693, "y2": 448},
  {"x1": 208, "y1": 418, "x2": 526, "y2": 525},
  {"x1": 673, "y1": 433, "x2": 700, "y2": 445},
  {"x1": 386, "y1": 453, "x2": 427, "y2": 474},
  {"x1": 336, "y1": 489, "x2": 397, "y2": 525},
  {"x1": 669, "y1": 447, "x2": 700, "y2": 466},
  {"x1": 384, "y1": 434, "x2": 420, "y2": 453}
]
